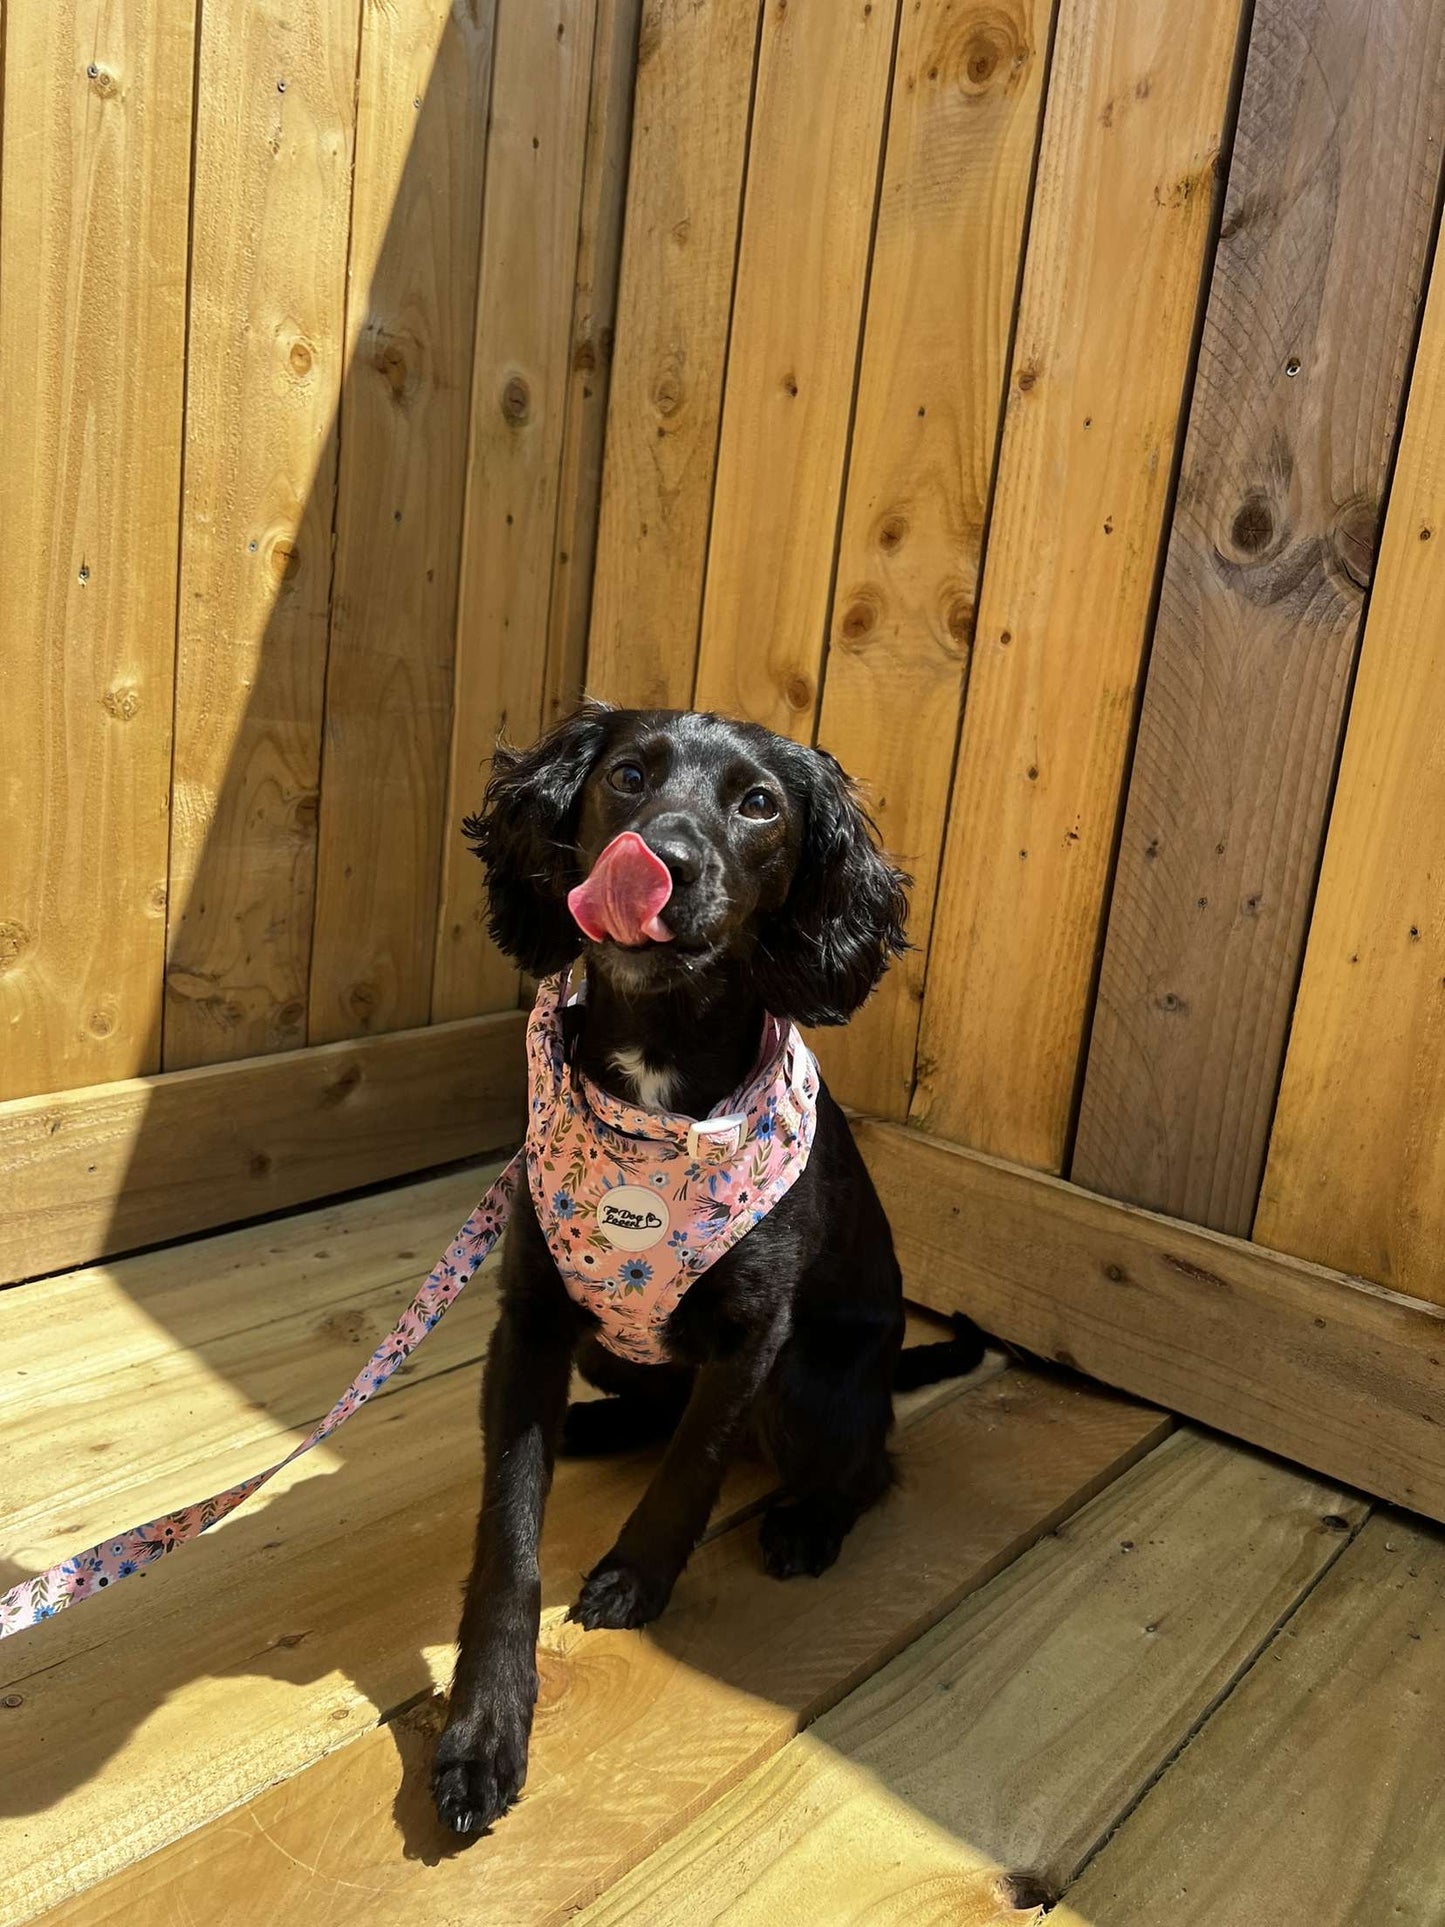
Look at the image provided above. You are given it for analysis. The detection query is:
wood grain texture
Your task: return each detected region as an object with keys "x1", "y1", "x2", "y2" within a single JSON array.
[
  {"x1": 910, "y1": 0, "x2": 1245, "y2": 1166},
  {"x1": 306, "y1": 0, "x2": 497, "y2": 1046},
  {"x1": 1059, "y1": 1511, "x2": 1445, "y2": 1926},
  {"x1": 164, "y1": 0, "x2": 360, "y2": 1071},
  {"x1": 857, "y1": 1116, "x2": 1445, "y2": 1521},
  {"x1": 585, "y1": 0, "x2": 763, "y2": 709},
  {"x1": 3, "y1": 1164, "x2": 507, "y2": 1574},
  {"x1": 691, "y1": 0, "x2": 899, "y2": 739},
  {"x1": 813, "y1": 0, "x2": 1051, "y2": 1119},
  {"x1": 542, "y1": 0, "x2": 644, "y2": 731},
  {"x1": 577, "y1": 1430, "x2": 1368, "y2": 1923},
  {"x1": 431, "y1": 0, "x2": 599, "y2": 1023},
  {"x1": 1255, "y1": 255, "x2": 1445, "y2": 1300},
  {"x1": 0, "y1": 1010, "x2": 525, "y2": 1286},
  {"x1": 42, "y1": 1374, "x2": 1166, "y2": 1926},
  {"x1": 0, "y1": 0, "x2": 195, "y2": 1101},
  {"x1": 1073, "y1": 0, "x2": 1445, "y2": 1234}
]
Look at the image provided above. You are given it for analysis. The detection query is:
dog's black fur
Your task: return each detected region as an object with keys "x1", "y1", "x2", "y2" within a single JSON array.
[{"x1": 431, "y1": 703, "x2": 982, "y2": 1837}]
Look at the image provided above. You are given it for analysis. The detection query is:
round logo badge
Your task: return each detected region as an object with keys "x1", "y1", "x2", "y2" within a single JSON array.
[{"x1": 595, "y1": 1185, "x2": 671, "y2": 1251}]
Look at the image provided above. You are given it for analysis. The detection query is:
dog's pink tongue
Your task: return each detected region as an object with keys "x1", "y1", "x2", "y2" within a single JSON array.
[{"x1": 568, "y1": 832, "x2": 674, "y2": 946}]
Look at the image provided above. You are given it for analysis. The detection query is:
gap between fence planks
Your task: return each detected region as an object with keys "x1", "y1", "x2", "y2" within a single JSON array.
[
  {"x1": 1255, "y1": 246, "x2": 1445, "y2": 1302},
  {"x1": 541, "y1": 0, "x2": 645, "y2": 732},
  {"x1": 164, "y1": 0, "x2": 360, "y2": 1073},
  {"x1": 856, "y1": 1117, "x2": 1445, "y2": 1521},
  {"x1": 306, "y1": 0, "x2": 497, "y2": 1047},
  {"x1": 0, "y1": 1010, "x2": 525, "y2": 1285},
  {"x1": 691, "y1": 0, "x2": 899, "y2": 739},
  {"x1": 1058, "y1": 1509, "x2": 1445, "y2": 1926},
  {"x1": 814, "y1": 0, "x2": 1052, "y2": 1122},
  {"x1": 585, "y1": 0, "x2": 764, "y2": 710},
  {"x1": 910, "y1": 0, "x2": 1246, "y2": 1168},
  {"x1": 431, "y1": 0, "x2": 600, "y2": 1025},
  {"x1": 0, "y1": 0, "x2": 195, "y2": 1101},
  {"x1": 576, "y1": 1429, "x2": 1368, "y2": 1924},
  {"x1": 36, "y1": 1375, "x2": 1165, "y2": 1925},
  {"x1": 1073, "y1": 0, "x2": 1445, "y2": 1235}
]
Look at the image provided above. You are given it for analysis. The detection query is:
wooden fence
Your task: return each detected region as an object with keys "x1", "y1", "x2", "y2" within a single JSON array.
[
  {"x1": 7, "y1": 0, "x2": 1445, "y2": 1521},
  {"x1": 1, "y1": 0, "x2": 639, "y2": 1275}
]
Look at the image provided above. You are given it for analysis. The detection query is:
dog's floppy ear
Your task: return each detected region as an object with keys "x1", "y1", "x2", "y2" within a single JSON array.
[
  {"x1": 752, "y1": 745, "x2": 909, "y2": 1027},
  {"x1": 463, "y1": 700, "x2": 614, "y2": 975}
]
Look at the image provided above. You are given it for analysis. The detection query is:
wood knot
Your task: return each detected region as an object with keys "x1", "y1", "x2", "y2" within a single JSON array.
[
  {"x1": 783, "y1": 674, "x2": 813, "y2": 712},
  {"x1": 250, "y1": 1151, "x2": 273, "y2": 1178},
  {"x1": 1016, "y1": 363, "x2": 1038, "y2": 393},
  {"x1": 1332, "y1": 495, "x2": 1379, "y2": 590},
  {"x1": 945, "y1": 594, "x2": 974, "y2": 644},
  {"x1": 0, "y1": 921, "x2": 32, "y2": 974},
  {"x1": 346, "y1": 983, "x2": 379, "y2": 1022},
  {"x1": 325, "y1": 1063, "x2": 363, "y2": 1104},
  {"x1": 269, "y1": 537, "x2": 301, "y2": 586},
  {"x1": 837, "y1": 595, "x2": 879, "y2": 647},
  {"x1": 1229, "y1": 491, "x2": 1275, "y2": 556},
  {"x1": 87, "y1": 63, "x2": 117, "y2": 98},
  {"x1": 292, "y1": 789, "x2": 320, "y2": 833},
  {"x1": 996, "y1": 1870, "x2": 1053, "y2": 1912},
  {"x1": 277, "y1": 999, "x2": 305, "y2": 1030},
  {"x1": 572, "y1": 336, "x2": 597, "y2": 375},
  {"x1": 288, "y1": 338, "x2": 315, "y2": 380},
  {"x1": 652, "y1": 369, "x2": 682, "y2": 418},
  {"x1": 501, "y1": 373, "x2": 531, "y2": 425},
  {"x1": 102, "y1": 682, "x2": 140, "y2": 721},
  {"x1": 87, "y1": 1007, "x2": 116, "y2": 1038},
  {"x1": 876, "y1": 513, "x2": 908, "y2": 553}
]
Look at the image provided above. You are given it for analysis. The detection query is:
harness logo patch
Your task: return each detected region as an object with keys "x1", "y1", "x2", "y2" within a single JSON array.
[{"x1": 595, "y1": 1185, "x2": 671, "y2": 1251}]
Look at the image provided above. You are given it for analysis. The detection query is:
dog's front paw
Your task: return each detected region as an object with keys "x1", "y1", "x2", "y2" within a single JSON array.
[
  {"x1": 569, "y1": 1551, "x2": 676, "y2": 1630},
  {"x1": 431, "y1": 1704, "x2": 531, "y2": 1838}
]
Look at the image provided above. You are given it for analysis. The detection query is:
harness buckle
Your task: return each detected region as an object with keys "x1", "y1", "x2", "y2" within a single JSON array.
[{"x1": 687, "y1": 1113, "x2": 747, "y2": 1162}]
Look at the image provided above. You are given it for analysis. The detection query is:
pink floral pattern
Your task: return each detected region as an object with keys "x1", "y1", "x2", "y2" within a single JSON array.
[
  {"x1": 528, "y1": 974, "x2": 818, "y2": 1365},
  {"x1": 0, "y1": 973, "x2": 816, "y2": 1639}
]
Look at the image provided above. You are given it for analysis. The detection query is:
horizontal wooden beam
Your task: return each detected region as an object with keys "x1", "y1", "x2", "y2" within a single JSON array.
[
  {"x1": 1, "y1": 1013, "x2": 526, "y2": 1286},
  {"x1": 857, "y1": 1119, "x2": 1445, "y2": 1523}
]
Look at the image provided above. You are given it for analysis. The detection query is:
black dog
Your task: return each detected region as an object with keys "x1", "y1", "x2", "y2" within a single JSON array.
[{"x1": 432, "y1": 702, "x2": 981, "y2": 1836}]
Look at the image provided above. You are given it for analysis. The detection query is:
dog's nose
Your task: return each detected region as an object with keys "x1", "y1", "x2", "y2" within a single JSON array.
[{"x1": 647, "y1": 834, "x2": 702, "y2": 889}]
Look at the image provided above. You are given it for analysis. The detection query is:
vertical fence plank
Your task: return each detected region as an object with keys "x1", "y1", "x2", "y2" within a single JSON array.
[
  {"x1": 910, "y1": 0, "x2": 1245, "y2": 1168},
  {"x1": 306, "y1": 1, "x2": 497, "y2": 1047},
  {"x1": 431, "y1": 0, "x2": 599, "y2": 1024},
  {"x1": 585, "y1": 0, "x2": 763, "y2": 710},
  {"x1": 690, "y1": 0, "x2": 899, "y2": 740},
  {"x1": 542, "y1": 0, "x2": 644, "y2": 731},
  {"x1": 1072, "y1": 0, "x2": 1445, "y2": 1233},
  {"x1": 164, "y1": 0, "x2": 361, "y2": 1070},
  {"x1": 0, "y1": 0, "x2": 195, "y2": 1100},
  {"x1": 813, "y1": 0, "x2": 1052, "y2": 1120},
  {"x1": 1254, "y1": 255, "x2": 1445, "y2": 1300}
]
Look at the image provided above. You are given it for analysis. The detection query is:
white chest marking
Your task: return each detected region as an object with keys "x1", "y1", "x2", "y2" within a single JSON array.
[{"x1": 610, "y1": 1046, "x2": 678, "y2": 1113}]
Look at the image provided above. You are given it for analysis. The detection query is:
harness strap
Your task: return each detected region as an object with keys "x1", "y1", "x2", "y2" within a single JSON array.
[{"x1": 0, "y1": 1160, "x2": 522, "y2": 1640}]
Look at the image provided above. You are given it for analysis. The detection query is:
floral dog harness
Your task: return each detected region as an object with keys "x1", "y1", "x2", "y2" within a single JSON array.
[
  {"x1": 0, "y1": 973, "x2": 818, "y2": 1637},
  {"x1": 528, "y1": 973, "x2": 819, "y2": 1365}
]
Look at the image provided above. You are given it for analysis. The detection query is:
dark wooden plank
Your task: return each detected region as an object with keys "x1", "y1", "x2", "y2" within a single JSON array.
[
  {"x1": 856, "y1": 1116, "x2": 1445, "y2": 1522},
  {"x1": 1072, "y1": 0, "x2": 1445, "y2": 1233}
]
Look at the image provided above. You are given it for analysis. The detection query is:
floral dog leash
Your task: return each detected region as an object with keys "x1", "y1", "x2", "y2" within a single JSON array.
[
  {"x1": 0, "y1": 974, "x2": 816, "y2": 1641},
  {"x1": 0, "y1": 1164, "x2": 521, "y2": 1639}
]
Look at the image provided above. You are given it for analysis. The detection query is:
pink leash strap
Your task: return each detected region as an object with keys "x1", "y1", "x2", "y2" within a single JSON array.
[{"x1": 0, "y1": 1158, "x2": 522, "y2": 1641}]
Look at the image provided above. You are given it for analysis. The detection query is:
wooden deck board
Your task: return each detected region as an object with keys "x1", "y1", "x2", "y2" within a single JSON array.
[
  {"x1": 575, "y1": 1429, "x2": 1368, "y2": 1923},
  {"x1": 0, "y1": 1169, "x2": 993, "y2": 1924},
  {"x1": 1059, "y1": 1509, "x2": 1445, "y2": 1925},
  {"x1": 30, "y1": 1377, "x2": 1165, "y2": 1924}
]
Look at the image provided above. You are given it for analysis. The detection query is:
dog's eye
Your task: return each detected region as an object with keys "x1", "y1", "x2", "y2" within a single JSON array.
[
  {"x1": 739, "y1": 787, "x2": 779, "y2": 821},
  {"x1": 608, "y1": 762, "x2": 646, "y2": 795}
]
